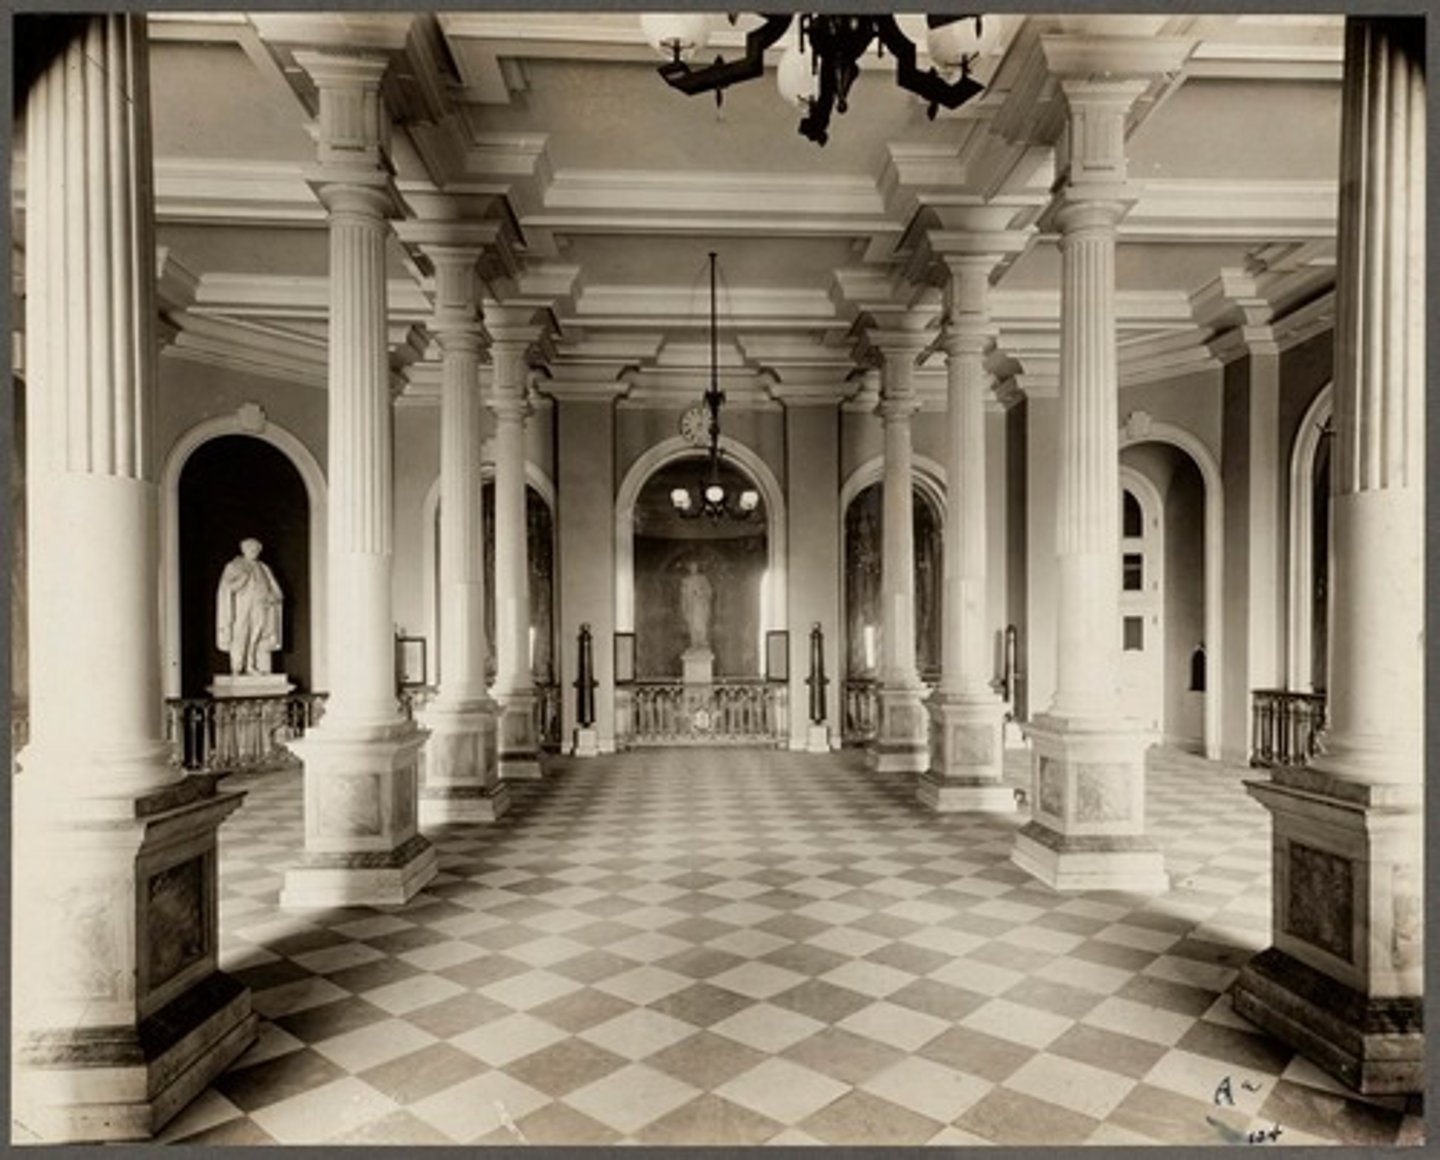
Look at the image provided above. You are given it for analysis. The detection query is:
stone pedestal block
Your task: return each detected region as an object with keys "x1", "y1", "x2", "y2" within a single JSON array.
[
  {"x1": 281, "y1": 721, "x2": 436, "y2": 908},
  {"x1": 918, "y1": 694, "x2": 1014, "y2": 813},
  {"x1": 572, "y1": 726, "x2": 600, "y2": 757},
  {"x1": 1231, "y1": 770, "x2": 1422, "y2": 1094},
  {"x1": 418, "y1": 701, "x2": 508, "y2": 824},
  {"x1": 497, "y1": 691, "x2": 542, "y2": 781},
  {"x1": 12, "y1": 779, "x2": 257, "y2": 1142},
  {"x1": 208, "y1": 674, "x2": 294, "y2": 699},
  {"x1": 805, "y1": 723, "x2": 831, "y2": 753},
  {"x1": 870, "y1": 684, "x2": 929, "y2": 774},
  {"x1": 1011, "y1": 713, "x2": 1167, "y2": 893},
  {"x1": 682, "y1": 647, "x2": 715, "y2": 687}
]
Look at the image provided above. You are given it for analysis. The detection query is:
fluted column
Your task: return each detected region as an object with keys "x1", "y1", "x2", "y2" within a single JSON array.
[
  {"x1": 919, "y1": 250, "x2": 1019, "y2": 812},
  {"x1": 869, "y1": 331, "x2": 930, "y2": 774},
  {"x1": 281, "y1": 52, "x2": 436, "y2": 909},
  {"x1": 1011, "y1": 45, "x2": 1188, "y2": 893},
  {"x1": 410, "y1": 237, "x2": 508, "y2": 822},
  {"x1": 1233, "y1": 17, "x2": 1423, "y2": 1095},
  {"x1": 488, "y1": 312, "x2": 543, "y2": 779},
  {"x1": 14, "y1": 16, "x2": 255, "y2": 1141}
]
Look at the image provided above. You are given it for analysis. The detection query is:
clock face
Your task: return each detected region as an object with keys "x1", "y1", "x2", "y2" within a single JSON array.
[{"x1": 679, "y1": 405, "x2": 710, "y2": 447}]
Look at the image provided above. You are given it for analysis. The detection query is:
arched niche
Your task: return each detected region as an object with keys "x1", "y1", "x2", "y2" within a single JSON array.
[
  {"x1": 420, "y1": 463, "x2": 558, "y2": 688},
  {"x1": 838, "y1": 456, "x2": 947, "y2": 682},
  {"x1": 1119, "y1": 415, "x2": 1224, "y2": 759},
  {"x1": 1287, "y1": 383, "x2": 1333, "y2": 692},
  {"x1": 615, "y1": 435, "x2": 787, "y2": 641},
  {"x1": 161, "y1": 409, "x2": 327, "y2": 698}
]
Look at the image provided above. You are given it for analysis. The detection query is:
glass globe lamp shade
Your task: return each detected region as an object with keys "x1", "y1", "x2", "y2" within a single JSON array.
[
  {"x1": 641, "y1": 13, "x2": 713, "y2": 61},
  {"x1": 927, "y1": 16, "x2": 1002, "y2": 69},
  {"x1": 671, "y1": 487, "x2": 692, "y2": 511},
  {"x1": 775, "y1": 43, "x2": 818, "y2": 107},
  {"x1": 704, "y1": 483, "x2": 726, "y2": 506},
  {"x1": 738, "y1": 489, "x2": 760, "y2": 512}
]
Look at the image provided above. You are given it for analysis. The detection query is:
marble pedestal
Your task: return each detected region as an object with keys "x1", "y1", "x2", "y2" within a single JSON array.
[
  {"x1": 573, "y1": 727, "x2": 600, "y2": 757},
  {"x1": 418, "y1": 701, "x2": 509, "y2": 825},
  {"x1": 281, "y1": 720, "x2": 436, "y2": 908},
  {"x1": 805, "y1": 723, "x2": 831, "y2": 753},
  {"x1": 209, "y1": 673, "x2": 293, "y2": 699},
  {"x1": 869, "y1": 684, "x2": 929, "y2": 774},
  {"x1": 1231, "y1": 769, "x2": 1423, "y2": 1094},
  {"x1": 682, "y1": 647, "x2": 714, "y2": 687},
  {"x1": 1011, "y1": 713, "x2": 1168, "y2": 893},
  {"x1": 918, "y1": 694, "x2": 1015, "y2": 813},
  {"x1": 13, "y1": 778, "x2": 257, "y2": 1142},
  {"x1": 496, "y1": 691, "x2": 542, "y2": 780}
]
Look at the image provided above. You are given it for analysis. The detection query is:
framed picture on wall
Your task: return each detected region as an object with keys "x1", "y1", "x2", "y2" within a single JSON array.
[
  {"x1": 395, "y1": 635, "x2": 428, "y2": 689},
  {"x1": 765, "y1": 630, "x2": 789, "y2": 683},
  {"x1": 614, "y1": 632, "x2": 636, "y2": 684}
]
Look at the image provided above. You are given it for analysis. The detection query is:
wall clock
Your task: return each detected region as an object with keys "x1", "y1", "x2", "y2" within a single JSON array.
[{"x1": 679, "y1": 404, "x2": 710, "y2": 447}]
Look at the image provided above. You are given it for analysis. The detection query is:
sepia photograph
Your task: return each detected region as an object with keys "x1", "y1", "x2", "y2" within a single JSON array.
[{"x1": 6, "y1": 4, "x2": 1427, "y2": 1148}]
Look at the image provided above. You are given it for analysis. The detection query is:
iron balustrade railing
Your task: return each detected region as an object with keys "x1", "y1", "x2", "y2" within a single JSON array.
[
  {"x1": 1250, "y1": 688, "x2": 1326, "y2": 769},
  {"x1": 841, "y1": 670, "x2": 941, "y2": 746},
  {"x1": 165, "y1": 691, "x2": 326, "y2": 774},
  {"x1": 616, "y1": 678, "x2": 788, "y2": 748},
  {"x1": 842, "y1": 678, "x2": 879, "y2": 745},
  {"x1": 535, "y1": 682, "x2": 563, "y2": 751}
]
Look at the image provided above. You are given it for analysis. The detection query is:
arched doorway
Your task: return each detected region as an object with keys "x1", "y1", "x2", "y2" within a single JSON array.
[
  {"x1": 613, "y1": 437, "x2": 787, "y2": 746},
  {"x1": 1118, "y1": 467, "x2": 1166, "y2": 739},
  {"x1": 839, "y1": 472, "x2": 945, "y2": 744},
  {"x1": 177, "y1": 436, "x2": 310, "y2": 696},
  {"x1": 1119, "y1": 442, "x2": 1211, "y2": 754},
  {"x1": 1288, "y1": 385, "x2": 1332, "y2": 693},
  {"x1": 424, "y1": 473, "x2": 559, "y2": 745},
  {"x1": 1119, "y1": 416, "x2": 1224, "y2": 759}
]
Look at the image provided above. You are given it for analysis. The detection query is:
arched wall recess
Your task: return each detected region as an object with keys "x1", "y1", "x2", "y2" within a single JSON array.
[
  {"x1": 614, "y1": 435, "x2": 787, "y2": 638},
  {"x1": 160, "y1": 407, "x2": 328, "y2": 698}
]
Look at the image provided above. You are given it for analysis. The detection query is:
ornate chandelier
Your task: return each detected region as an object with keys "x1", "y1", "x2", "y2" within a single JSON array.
[
  {"x1": 641, "y1": 13, "x2": 996, "y2": 146},
  {"x1": 670, "y1": 252, "x2": 760, "y2": 521}
]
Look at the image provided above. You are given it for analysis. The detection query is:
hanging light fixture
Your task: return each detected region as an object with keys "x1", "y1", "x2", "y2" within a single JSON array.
[
  {"x1": 670, "y1": 252, "x2": 760, "y2": 521},
  {"x1": 645, "y1": 13, "x2": 991, "y2": 146}
]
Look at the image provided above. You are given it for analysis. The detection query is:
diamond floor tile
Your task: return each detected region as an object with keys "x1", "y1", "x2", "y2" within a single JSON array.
[{"x1": 141, "y1": 745, "x2": 1423, "y2": 1147}]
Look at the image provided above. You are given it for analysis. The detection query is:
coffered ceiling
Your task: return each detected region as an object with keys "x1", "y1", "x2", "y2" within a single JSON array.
[{"x1": 12, "y1": 10, "x2": 1347, "y2": 405}]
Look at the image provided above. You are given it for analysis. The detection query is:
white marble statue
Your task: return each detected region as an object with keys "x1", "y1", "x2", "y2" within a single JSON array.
[
  {"x1": 216, "y1": 537, "x2": 284, "y2": 676},
  {"x1": 679, "y1": 560, "x2": 713, "y2": 651}
]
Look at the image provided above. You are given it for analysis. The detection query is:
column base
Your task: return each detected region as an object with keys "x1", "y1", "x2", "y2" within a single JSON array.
[
  {"x1": 419, "y1": 700, "x2": 505, "y2": 823},
  {"x1": 1010, "y1": 712, "x2": 1167, "y2": 893},
  {"x1": 1231, "y1": 766, "x2": 1422, "y2": 1095},
  {"x1": 869, "y1": 684, "x2": 928, "y2": 774},
  {"x1": 918, "y1": 775, "x2": 1018, "y2": 814},
  {"x1": 497, "y1": 691, "x2": 543, "y2": 781},
  {"x1": 282, "y1": 719, "x2": 436, "y2": 909},
  {"x1": 1232, "y1": 948, "x2": 1423, "y2": 1095},
  {"x1": 14, "y1": 973, "x2": 256, "y2": 1144},
  {"x1": 805, "y1": 723, "x2": 831, "y2": 754},
  {"x1": 420, "y1": 783, "x2": 511, "y2": 825},
  {"x1": 572, "y1": 727, "x2": 600, "y2": 757},
  {"x1": 281, "y1": 833, "x2": 437, "y2": 909},
  {"x1": 1011, "y1": 821, "x2": 1168, "y2": 893},
  {"x1": 920, "y1": 694, "x2": 1011, "y2": 812}
]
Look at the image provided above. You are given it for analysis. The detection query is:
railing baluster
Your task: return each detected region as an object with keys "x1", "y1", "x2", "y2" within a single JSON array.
[{"x1": 1250, "y1": 688, "x2": 1326, "y2": 770}]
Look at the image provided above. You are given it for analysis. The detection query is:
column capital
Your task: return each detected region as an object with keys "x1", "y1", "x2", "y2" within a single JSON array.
[
  {"x1": 293, "y1": 50, "x2": 393, "y2": 173},
  {"x1": 1039, "y1": 34, "x2": 1193, "y2": 87}
]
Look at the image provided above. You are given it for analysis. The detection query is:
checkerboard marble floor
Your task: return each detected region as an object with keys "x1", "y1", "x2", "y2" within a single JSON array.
[{"x1": 163, "y1": 746, "x2": 1424, "y2": 1146}]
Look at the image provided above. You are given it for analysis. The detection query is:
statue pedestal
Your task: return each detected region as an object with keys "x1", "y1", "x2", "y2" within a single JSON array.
[
  {"x1": 572, "y1": 727, "x2": 599, "y2": 758},
  {"x1": 681, "y1": 648, "x2": 714, "y2": 687},
  {"x1": 209, "y1": 674, "x2": 293, "y2": 699}
]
